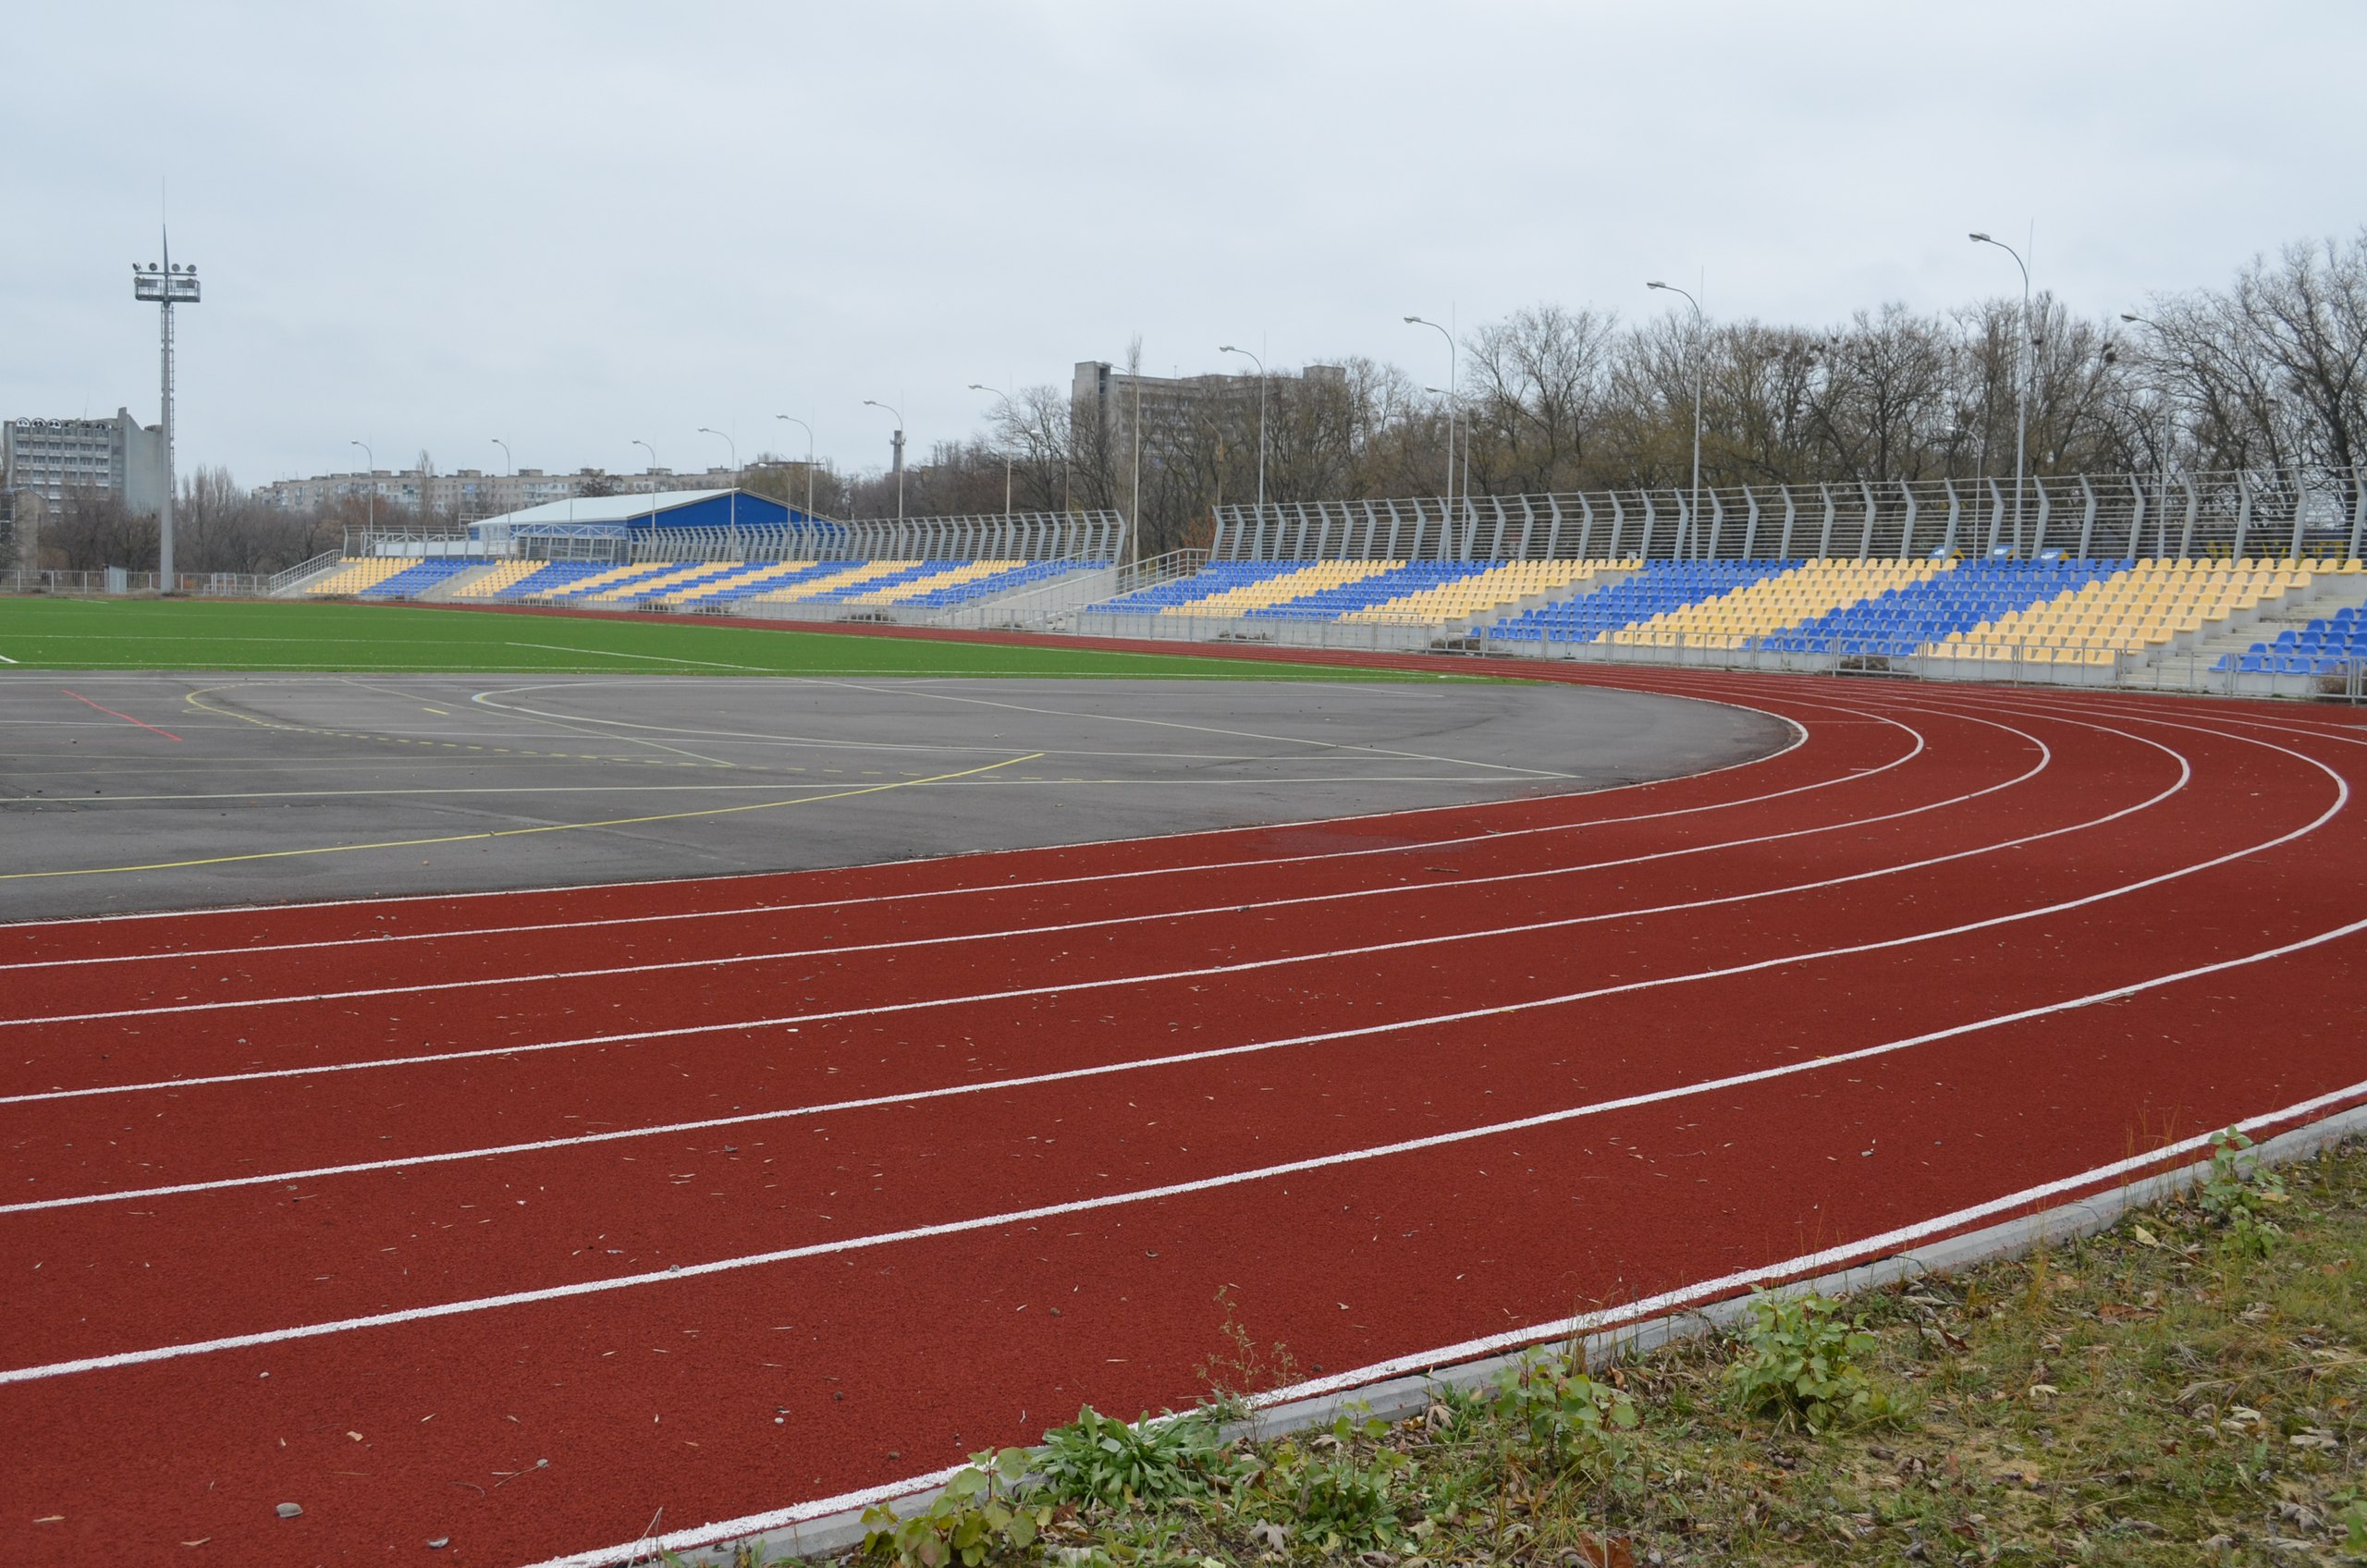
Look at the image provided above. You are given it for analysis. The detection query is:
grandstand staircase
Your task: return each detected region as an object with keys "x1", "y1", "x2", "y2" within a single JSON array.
[
  {"x1": 419, "y1": 562, "x2": 510, "y2": 601},
  {"x1": 2174, "y1": 572, "x2": 2367, "y2": 669},
  {"x1": 1464, "y1": 565, "x2": 1638, "y2": 631}
]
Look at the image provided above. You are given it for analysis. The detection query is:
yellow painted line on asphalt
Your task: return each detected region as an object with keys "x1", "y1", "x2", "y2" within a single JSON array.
[{"x1": 0, "y1": 753, "x2": 1043, "y2": 883}]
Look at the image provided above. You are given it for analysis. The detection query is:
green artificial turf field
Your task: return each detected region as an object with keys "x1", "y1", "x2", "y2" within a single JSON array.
[{"x1": 0, "y1": 596, "x2": 1466, "y2": 680}]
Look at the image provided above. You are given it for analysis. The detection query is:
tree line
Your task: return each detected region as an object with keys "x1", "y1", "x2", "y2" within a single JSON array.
[
  {"x1": 8, "y1": 227, "x2": 2359, "y2": 573},
  {"x1": 840, "y1": 227, "x2": 2367, "y2": 557}
]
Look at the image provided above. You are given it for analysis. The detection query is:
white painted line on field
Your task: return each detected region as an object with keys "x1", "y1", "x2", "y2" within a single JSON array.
[
  {"x1": 8, "y1": 919, "x2": 2366, "y2": 1390},
  {"x1": 501, "y1": 641, "x2": 768, "y2": 672}
]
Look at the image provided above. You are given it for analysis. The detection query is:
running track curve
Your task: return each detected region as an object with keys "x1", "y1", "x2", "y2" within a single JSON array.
[{"x1": 6, "y1": 656, "x2": 2366, "y2": 1567}]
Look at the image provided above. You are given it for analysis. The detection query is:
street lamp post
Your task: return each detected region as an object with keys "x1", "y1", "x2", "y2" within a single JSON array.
[
  {"x1": 1646, "y1": 281, "x2": 1706, "y2": 560},
  {"x1": 1217, "y1": 345, "x2": 1267, "y2": 518},
  {"x1": 2120, "y1": 312, "x2": 2173, "y2": 557},
  {"x1": 697, "y1": 426, "x2": 741, "y2": 557},
  {"x1": 967, "y1": 383, "x2": 1015, "y2": 516},
  {"x1": 489, "y1": 438, "x2": 511, "y2": 526},
  {"x1": 350, "y1": 440, "x2": 374, "y2": 541},
  {"x1": 1404, "y1": 315, "x2": 1457, "y2": 556},
  {"x1": 774, "y1": 415, "x2": 816, "y2": 524},
  {"x1": 863, "y1": 399, "x2": 906, "y2": 520},
  {"x1": 632, "y1": 440, "x2": 658, "y2": 545},
  {"x1": 1971, "y1": 232, "x2": 2033, "y2": 555}
]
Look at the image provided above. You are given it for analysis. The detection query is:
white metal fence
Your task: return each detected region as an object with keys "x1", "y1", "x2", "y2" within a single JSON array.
[
  {"x1": 3, "y1": 569, "x2": 272, "y2": 597},
  {"x1": 1209, "y1": 468, "x2": 2367, "y2": 565}
]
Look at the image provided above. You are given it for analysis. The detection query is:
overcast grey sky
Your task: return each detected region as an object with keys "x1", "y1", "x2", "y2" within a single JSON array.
[{"x1": 4, "y1": 1, "x2": 2358, "y2": 487}]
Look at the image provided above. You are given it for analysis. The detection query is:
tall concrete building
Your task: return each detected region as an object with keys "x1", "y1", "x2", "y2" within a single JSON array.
[
  {"x1": 1, "y1": 410, "x2": 168, "y2": 518},
  {"x1": 1070, "y1": 361, "x2": 1346, "y2": 474}
]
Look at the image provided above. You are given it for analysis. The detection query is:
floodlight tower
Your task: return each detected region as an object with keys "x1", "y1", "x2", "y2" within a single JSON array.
[{"x1": 132, "y1": 232, "x2": 200, "y2": 590}]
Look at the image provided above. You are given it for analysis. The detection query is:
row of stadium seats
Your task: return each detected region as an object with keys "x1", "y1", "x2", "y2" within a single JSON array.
[
  {"x1": 1931, "y1": 562, "x2": 2313, "y2": 661},
  {"x1": 1604, "y1": 559, "x2": 1948, "y2": 650},
  {"x1": 1100, "y1": 557, "x2": 1640, "y2": 625},
  {"x1": 1488, "y1": 560, "x2": 1797, "y2": 642},
  {"x1": 300, "y1": 552, "x2": 2361, "y2": 667},
  {"x1": 301, "y1": 557, "x2": 413, "y2": 596},
  {"x1": 303, "y1": 556, "x2": 1101, "y2": 612},
  {"x1": 2217, "y1": 602, "x2": 2367, "y2": 674},
  {"x1": 1761, "y1": 560, "x2": 2113, "y2": 655}
]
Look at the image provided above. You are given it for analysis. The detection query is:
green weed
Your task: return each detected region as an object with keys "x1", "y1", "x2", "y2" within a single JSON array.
[
  {"x1": 1724, "y1": 1290, "x2": 1889, "y2": 1431},
  {"x1": 1033, "y1": 1407, "x2": 1226, "y2": 1509},
  {"x1": 856, "y1": 1449, "x2": 1051, "y2": 1568}
]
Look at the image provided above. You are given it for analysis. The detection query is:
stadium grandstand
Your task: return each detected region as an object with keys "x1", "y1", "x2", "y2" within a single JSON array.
[
  {"x1": 276, "y1": 465, "x2": 2367, "y2": 696},
  {"x1": 277, "y1": 489, "x2": 1129, "y2": 629}
]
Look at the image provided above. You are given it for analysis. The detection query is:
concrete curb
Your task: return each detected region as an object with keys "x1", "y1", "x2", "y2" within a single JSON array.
[{"x1": 634, "y1": 1107, "x2": 2366, "y2": 1566}]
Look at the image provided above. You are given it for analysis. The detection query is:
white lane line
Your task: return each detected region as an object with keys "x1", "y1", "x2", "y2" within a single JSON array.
[
  {"x1": 0, "y1": 703, "x2": 1866, "y2": 971},
  {"x1": 0, "y1": 653, "x2": 18, "y2": 665},
  {"x1": 510, "y1": 1072, "x2": 2367, "y2": 1568},
  {"x1": 0, "y1": 684, "x2": 1817, "y2": 935},
  {"x1": 0, "y1": 715, "x2": 2220, "y2": 1117},
  {"x1": 501, "y1": 642, "x2": 767, "y2": 672},
  {"x1": 0, "y1": 712, "x2": 2027, "y2": 1028},
  {"x1": 9, "y1": 914, "x2": 2367, "y2": 1390}
]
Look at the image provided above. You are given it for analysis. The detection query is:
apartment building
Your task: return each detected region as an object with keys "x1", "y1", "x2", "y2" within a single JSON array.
[
  {"x1": 1, "y1": 410, "x2": 167, "y2": 516},
  {"x1": 254, "y1": 466, "x2": 743, "y2": 519}
]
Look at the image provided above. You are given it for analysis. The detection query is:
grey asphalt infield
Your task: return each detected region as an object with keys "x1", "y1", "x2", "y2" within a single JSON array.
[{"x1": 0, "y1": 672, "x2": 1792, "y2": 922}]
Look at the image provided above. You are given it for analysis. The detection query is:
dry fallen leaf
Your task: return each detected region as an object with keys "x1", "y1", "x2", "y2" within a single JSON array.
[{"x1": 1571, "y1": 1534, "x2": 1636, "y2": 1568}]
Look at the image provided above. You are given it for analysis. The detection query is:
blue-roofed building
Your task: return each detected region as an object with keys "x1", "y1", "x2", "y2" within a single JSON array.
[{"x1": 468, "y1": 488, "x2": 834, "y2": 554}]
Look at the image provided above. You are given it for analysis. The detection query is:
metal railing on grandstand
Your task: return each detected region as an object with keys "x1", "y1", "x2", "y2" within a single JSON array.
[
  {"x1": 627, "y1": 510, "x2": 1128, "y2": 565},
  {"x1": 926, "y1": 551, "x2": 1191, "y2": 631},
  {"x1": 1208, "y1": 468, "x2": 2367, "y2": 565},
  {"x1": 267, "y1": 550, "x2": 343, "y2": 594}
]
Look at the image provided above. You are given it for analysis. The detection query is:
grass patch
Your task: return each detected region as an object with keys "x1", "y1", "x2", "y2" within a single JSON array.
[
  {"x1": 711, "y1": 1134, "x2": 2366, "y2": 1566},
  {"x1": 0, "y1": 598, "x2": 1482, "y2": 681}
]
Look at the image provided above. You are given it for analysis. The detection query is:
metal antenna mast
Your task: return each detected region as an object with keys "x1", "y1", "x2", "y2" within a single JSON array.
[{"x1": 133, "y1": 230, "x2": 199, "y2": 590}]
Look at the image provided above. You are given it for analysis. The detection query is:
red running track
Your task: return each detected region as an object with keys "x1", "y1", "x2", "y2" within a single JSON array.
[{"x1": 5, "y1": 660, "x2": 2367, "y2": 1567}]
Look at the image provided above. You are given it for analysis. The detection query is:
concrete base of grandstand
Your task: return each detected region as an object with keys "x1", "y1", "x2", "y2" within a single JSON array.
[
  {"x1": 1464, "y1": 629, "x2": 2367, "y2": 700},
  {"x1": 1073, "y1": 610, "x2": 1462, "y2": 655}
]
